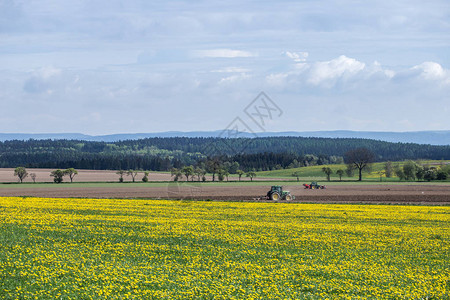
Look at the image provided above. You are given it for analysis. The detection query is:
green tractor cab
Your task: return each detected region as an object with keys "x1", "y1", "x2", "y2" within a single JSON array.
[{"x1": 267, "y1": 185, "x2": 294, "y2": 201}]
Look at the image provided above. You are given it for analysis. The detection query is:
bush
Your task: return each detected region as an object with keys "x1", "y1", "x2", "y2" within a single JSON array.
[
  {"x1": 436, "y1": 171, "x2": 447, "y2": 180},
  {"x1": 142, "y1": 172, "x2": 149, "y2": 182}
]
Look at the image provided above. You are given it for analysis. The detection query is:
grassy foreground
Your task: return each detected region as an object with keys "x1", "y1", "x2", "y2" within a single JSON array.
[{"x1": 0, "y1": 197, "x2": 449, "y2": 299}]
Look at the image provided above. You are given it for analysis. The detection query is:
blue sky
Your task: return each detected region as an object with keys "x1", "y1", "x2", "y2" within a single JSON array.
[{"x1": 0, "y1": 0, "x2": 449, "y2": 134}]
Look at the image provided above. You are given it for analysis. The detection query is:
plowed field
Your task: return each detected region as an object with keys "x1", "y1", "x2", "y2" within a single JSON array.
[{"x1": 1, "y1": 183, "x2": 448, "y2": 205}]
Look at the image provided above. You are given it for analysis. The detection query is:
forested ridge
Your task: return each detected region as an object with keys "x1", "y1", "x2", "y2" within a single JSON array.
[{"x1": 0, "y1": 137, "x2": 449, "y2": 171}]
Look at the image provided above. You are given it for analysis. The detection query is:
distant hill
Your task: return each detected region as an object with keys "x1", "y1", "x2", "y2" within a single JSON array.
[{"x1": 0, "y1": 130, "x2": 449, "y2": 145}]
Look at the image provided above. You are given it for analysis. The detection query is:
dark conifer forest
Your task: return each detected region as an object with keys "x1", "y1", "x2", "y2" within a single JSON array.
[{"x1": 0, "y1": 137, "x2": 449, "y2": 171}]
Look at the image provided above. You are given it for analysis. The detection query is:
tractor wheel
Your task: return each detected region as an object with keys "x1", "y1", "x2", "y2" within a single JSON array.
[
  {"x1": 285, "y1": 194, "x2": 292, "y2": 201},
  {"x1": 270, "y1": 192, "x2": 280, "y2": 201}
]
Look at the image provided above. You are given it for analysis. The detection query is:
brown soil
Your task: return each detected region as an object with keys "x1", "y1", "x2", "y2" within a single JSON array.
[
  {"x1": 0, "y1": 168, "x2": 279, "y2": 183},
  {"x1": 1, "y1": 184, "x2": 449, "y2": 205}
]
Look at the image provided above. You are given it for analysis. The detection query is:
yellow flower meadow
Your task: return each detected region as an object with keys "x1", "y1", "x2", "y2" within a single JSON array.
[{"x1": 0, "y1": 197, "x2": 449, "y2": 299}]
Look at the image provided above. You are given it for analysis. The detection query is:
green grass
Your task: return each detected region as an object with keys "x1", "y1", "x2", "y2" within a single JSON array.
[{"x1": 257, "y1": 160, "x2": 450, "y2": 181}]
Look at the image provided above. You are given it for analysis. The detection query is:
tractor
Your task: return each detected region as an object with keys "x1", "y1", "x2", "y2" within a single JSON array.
[
  {"x1": 303, "y1": 181, "x2": 326, "y2": 189},
  {"x1": 266, "y1": 185, "x2": 294, "y2": 201}
]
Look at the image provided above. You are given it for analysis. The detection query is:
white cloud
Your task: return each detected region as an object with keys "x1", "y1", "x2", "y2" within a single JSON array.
[
  {"x1": 218, "y1": 73, "x2": 251, "y2": 84},
  {"x1": 307, "y1": 55, "x2": 366, "y2": 85},
  {"x1": 23, "y1": 66, "x2": 62, "y2": 94},
  {"x1": 266, "y1": 73, "x2": 289, "y2": 87},
  {"x1": 211, "y1": 67, "x2": 251, "y2": 73},
  {"x1": 284, "y1": 51, "x2": 309, "y2": 62},
  {"x1": 412, "y1": 62, "x2": 447, "y2": 81},
  {"x1": 194, "y1": 49, "x2": 255, "y2": 58}
]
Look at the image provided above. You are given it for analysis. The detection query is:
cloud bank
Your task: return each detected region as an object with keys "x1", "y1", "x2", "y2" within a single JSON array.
[{"x1": 0, "y1": 0, "x2": 449, "y2": 133}]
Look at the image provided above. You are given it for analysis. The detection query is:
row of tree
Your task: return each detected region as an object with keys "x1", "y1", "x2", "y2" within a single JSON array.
[
  {"x1": 169, "y1": 166, "x2": 257, "y2": 182},
  {"x1": 392, "y1": 161, "x2": 449, "y2": 181},
  {"x1": 312, "y1": 158, "x2": 450, "y2": 182},
  {"x1": 12, "y1": 148, "x2": 449, "y2": 183},
  {"x1": 14, "y1": 167, "x2": 78, "y2": 183}
]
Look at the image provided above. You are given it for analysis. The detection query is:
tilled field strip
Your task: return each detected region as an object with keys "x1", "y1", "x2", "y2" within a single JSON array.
[{"x1": 0, "y1": 184, "x2": 448, "y2": 204}]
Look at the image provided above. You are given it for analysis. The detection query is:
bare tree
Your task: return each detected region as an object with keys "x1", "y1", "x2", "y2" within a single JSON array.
[
  {"x1": 30, "y1": 173, "x2": 37, "y2": 183},
  {"x1": 116, "y1": 170, "x2": 126, "y2": 182},
  {"x1": 344, "y1": 148, "x2": 375, "y2": 181}
]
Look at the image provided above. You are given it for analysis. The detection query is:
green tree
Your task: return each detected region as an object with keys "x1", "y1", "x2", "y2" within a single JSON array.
[
  {"x1": 415, "y1": 166, "x2": 425, "y2": 181},
  {"x1": 440, "y1": 165, "x2": 450, "y2": 176},
  {"x1": 402, "y1": 161, "x2": 417, "y2": 181},
  {"x1": 50, "y1": 169, "x2": 67, "y2": 183},
  {"x1": 65, "y1": 168, "x2": 78, "y2": 183},
  {"x1": 223, "y1": 170, "x2": 230, "y2": 181},
  {"x1": 336, "y1": 169, "x2": 344, "y2": 181},
  {"x1": 181, "y1": 166, "x2": 194, "y2": 181},
  {"x1": 236, "y1": 170, "x2": 244, "y2": 181},
  {"x1": 436, "y1": 171, "x2": 448, "y2": 180},
  {"x1": 424, "y1": 168, "x2": 437, "y2": 181},
  {"x1": 246, "y1": 171, "x2": 256, "y2": 182},
  {"x1": 394, "y1": 165, "x2": 405, "y2": 180},
  {"x1": 292, "y1": 171, "x2": 300, "y2": 182},
  {"x1": 142, "y1": 171, "x2": 149, "y2": 182},
  {"x1": 378, "y1": 171, "x2": 386, "y2": 182},
  {"x1": 223, "y1": 161, "x2": 240, "y2": 174},
  {"x1": 217, "y1": 169, "x2": 225, "y2": 182},
  {"x1": 322, "y1": 167, "x2": 333, "y2": 181},
  {"x1": 171, "y1": 168, "x2": 182, "y2": 181},
  {"x1": 116, "y1": 170, "x2": 126, "y2": 182},
  {"x1": 384, "y1": 161, "x2": 393, "y2": 178},
  {"x1": 344, "y1": 148, "x2": 375, "y2": 181},
  {"x1": 206, "y1": 159, "x2": 222, "y2": 182},
  {"x1": 194, "y1": 167, "x2": 205, "y2": 181},
  {"x1": 345, "y1": 165, "x2": 354, "y2": 177},
  {"x1": 14, "y1": 167, "x2": 28, "y2": 183},
  {"x1": 127, "y1": 170, "x2": 138, "y2": 182}
]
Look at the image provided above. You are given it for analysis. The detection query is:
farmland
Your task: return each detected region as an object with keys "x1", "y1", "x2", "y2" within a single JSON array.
[
  {"x1": 0, "y1": 197, "x2": 449, "y2": 299},
  {"x1": 257, "y1": 160, "x2": 450, "y2": 181},
  {"x1": 0, "y1": 182, "x2": 449, "y2": 205}
]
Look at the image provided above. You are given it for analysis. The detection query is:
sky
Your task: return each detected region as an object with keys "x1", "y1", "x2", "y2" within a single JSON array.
[{"x1": 0, "y1": 0, "x2": 449, "y2": 135}]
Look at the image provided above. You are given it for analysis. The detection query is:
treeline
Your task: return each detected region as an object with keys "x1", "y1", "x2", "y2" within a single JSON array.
[{"x1": 0, "y1": 137, "x2": 449, "y2": 171}]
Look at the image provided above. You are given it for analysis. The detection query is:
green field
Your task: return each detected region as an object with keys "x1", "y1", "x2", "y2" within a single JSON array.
[
  {"x1": 257, "y1": 160, "x2": 450, "y2": 182},
  {"x1": 0, "y1": 197, "x2": 449, "y2": 299}
]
